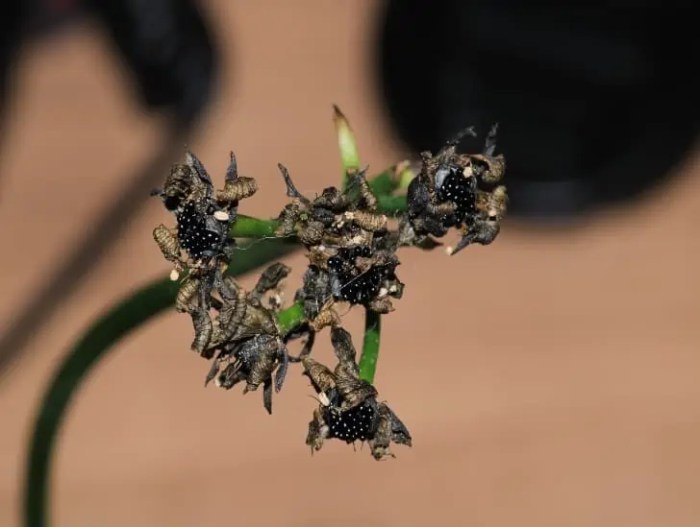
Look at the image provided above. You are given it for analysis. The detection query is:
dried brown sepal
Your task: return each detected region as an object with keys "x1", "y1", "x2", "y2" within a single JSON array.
[
  {"x1": 367, "y1": 403, "x2": 413, "y2": 460},
  {"x1": 209, "y1": 285, "x2": 247, "y2": 348},
  {"x1": 153, "y1": 224, "x2": 183, "y2": 271},
  {"x1": 306, "y1": 408, "x2": 328, "y2": 454},
  {"x1": 175, "y1": 276, "x2": 201, "y2": 313},
  {"x1": 344, "y1": 210, "x2": 388, "y2": 232},
  {"x1": 214, "y1": 333, "x2": 288, "y2": 414},
  {"x1": 251, "y1": 263, "x2": 291, "y2": 303},
  {"x1": 334, "y1": 370, "x2": 377, "y2": 411},
  {"x1": 189, "y1": 307, "x2": 213, "y2": 354},
  {"x1": 216, "y1": 177, "x2": 258, "y2": 203},
  {"x1": 353, "y1": 169, "x2": 378, "y2": 210},
  {"x1": 329, "y1": 326, "x2": 357, "y2": 366},
  {"x1": 297, "y1": 221, "x2": 325, "y2": 246},
  {"x1": 302, "y1": 357, "x2": 336, "y2": 393},
  {"x1": 308, "y1": 303, "x2": 340, "y2": 332}
]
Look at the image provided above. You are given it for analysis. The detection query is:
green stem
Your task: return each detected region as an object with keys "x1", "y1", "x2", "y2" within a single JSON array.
[
  {"x1": 377, "y1": 194, "x2": 407, "y2": 214},
  {"x1": 358, "y1": 309, "x2": 381, "y2": 383},
  {"x1": 368, "y1": 170, "x2": 396, "y2": 195},
  {"x1": 276, "y1": 301, "x2": 305, "y2": 335},
  {"x1": 230, "y1": 215, "x2": 279, "y2": 238},
  {"x1": 23, "y1": 238, "x2": 298, "y2": 527},
  {"x1": 369, "y1": 161, "x2": 417, "y2": 196}
]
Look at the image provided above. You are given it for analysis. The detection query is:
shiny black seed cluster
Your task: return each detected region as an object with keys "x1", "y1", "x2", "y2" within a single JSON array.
[
  {"x1": 436, "y1": 167, "x2": 476, "y2": 226},
  {"x1": 176, "y1": 202, "x2": 221, "y2": 260},
  {"x1": 327, "y1": 246, "x2": 397, "y2": 305},
  {"x1": 323, "y1": 393, "x2": 377, "y2": 443}
]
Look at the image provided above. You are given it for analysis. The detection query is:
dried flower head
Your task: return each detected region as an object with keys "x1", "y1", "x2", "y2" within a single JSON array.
[
  {"x1": 404, "y1": 125, "x2": 508, "y2": 255},
  {"x1": 277, "y1": 166, "x2": 404, "y2": 332},
  {"x1": 151, "y1": 151, "x2": 256, "y2": 268},
  {"x1": 303, "y1": 327, "x2": 411, "y2": 460}
]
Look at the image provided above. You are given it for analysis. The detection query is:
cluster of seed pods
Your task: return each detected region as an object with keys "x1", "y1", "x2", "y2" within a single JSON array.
[{"x1": 151, "y1": 127, "x2": 506, "y2": 459}]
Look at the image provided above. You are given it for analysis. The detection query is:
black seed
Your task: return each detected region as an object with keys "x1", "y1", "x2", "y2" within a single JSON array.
[
  {"x1": 177, "y1": 202, "x2": 221, "y2": 260},
  {"x1": 323, "y1": 400, "x2": 376, "y2": 443},
  {"x1": 436, "y1": 169, "x2": 476, "y2": 224}
]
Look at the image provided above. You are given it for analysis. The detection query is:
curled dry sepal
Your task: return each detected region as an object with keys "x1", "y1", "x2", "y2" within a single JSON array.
[
  {"x1": 150, "y1": 118, "x2": 507, "y2": 459},
  {"x1": 151, "y1": 151, "x2": 289, "y2": 413}
]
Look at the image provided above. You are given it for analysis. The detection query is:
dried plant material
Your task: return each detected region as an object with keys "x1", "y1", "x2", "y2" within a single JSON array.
[
  {"x1": 278, "y1": 166, "x2": 405, "y2": 321},
  {"x1": 303, "y1": 328, "x2": 411, "y2": 459},
  {"x1": 212, "y1": 333, "x2": 288, "y2": 414},
  {"x1": 150, "y1": 151, "x2": 259, "y2": 272},
  {"x1": 151, "y1": 152, "x2": 262, "y2": 357},
  {"x1": 405, "y1": 124, "x2": 508, "y2": 254},
  {"x1": 150, "y1": 111, "x2": 506, "y2": 461}
]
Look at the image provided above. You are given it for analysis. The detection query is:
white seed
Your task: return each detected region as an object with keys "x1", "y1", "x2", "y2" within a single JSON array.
[
  {"x1": 213, "y1": 210, "x2": 230, "y2": 221},
  {"x1": 318, "y1": 391, "x2": 331, "y2": 407}
]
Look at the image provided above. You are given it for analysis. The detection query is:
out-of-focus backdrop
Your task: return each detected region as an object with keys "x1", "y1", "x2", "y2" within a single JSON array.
[{"x1": 0, "y1": 1, "x2": 698, "y2": 526}]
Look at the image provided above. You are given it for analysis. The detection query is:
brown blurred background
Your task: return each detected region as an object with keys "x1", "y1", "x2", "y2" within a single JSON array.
[{"x1": 1, "y1": 1, "x2": 699, "y2": 526}]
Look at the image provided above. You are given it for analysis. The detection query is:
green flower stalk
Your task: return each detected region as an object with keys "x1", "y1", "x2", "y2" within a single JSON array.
[{"x1": 359, "y1": 309, "x2": 381, "y2": 383}]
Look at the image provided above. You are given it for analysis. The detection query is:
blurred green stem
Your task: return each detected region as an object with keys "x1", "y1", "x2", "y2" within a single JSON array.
[
  {"x1": 277, "y1": 301, "x2": 305, "y2": 335},
  {"x1": 23, "y1": 238, "x2": 297, "y2": 527}
]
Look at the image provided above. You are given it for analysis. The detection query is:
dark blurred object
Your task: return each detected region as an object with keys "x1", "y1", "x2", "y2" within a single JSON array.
[
  {"x1": 1, "y1": 0, "x2": 217, "y2": 122},
  {"x1": 85, "y1": 0, "x2": 217, "y2": 121},
  {"x1": 0, "y1": 0, "x2": 219, "y2": 378},
  {"x1": 377, "y1": 1, "x2": 699, "y2": 219},
  {"x1": 0, "y1": 1, "x2": 27, "y2": 121}
]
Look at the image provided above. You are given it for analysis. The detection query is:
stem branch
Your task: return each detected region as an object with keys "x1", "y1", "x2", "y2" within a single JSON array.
[{"x1": 358, "y1": 309, "x2": 381, "y2": 383}]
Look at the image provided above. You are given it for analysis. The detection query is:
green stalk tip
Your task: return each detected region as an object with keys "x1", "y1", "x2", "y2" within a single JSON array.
[{"x1": 333, "y1": 105, "x2": 360, "y2": 188}]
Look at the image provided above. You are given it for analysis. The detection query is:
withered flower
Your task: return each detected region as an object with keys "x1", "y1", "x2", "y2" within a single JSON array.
[
  {"x1": 404, "y1": 125, "x2": 508, "y2": 255},
  {"x1": 151, "y1": 151, "x2": 256, "y2": 268},
  {"x1": 277, "y1": 165, "x2": 404, "y2": 327},
  {"x1": 208, "y1": 333, "x2": 288, "y2": 415},
  {"x1": 303, "y1": 327, "x2": 411, "y2": 460},
  {"x1": 151, "y1": 152, "x2": 260, "y2": 357},
  {"x1": 203, "y1": 263, "x2": 291, "y2": 414}
]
